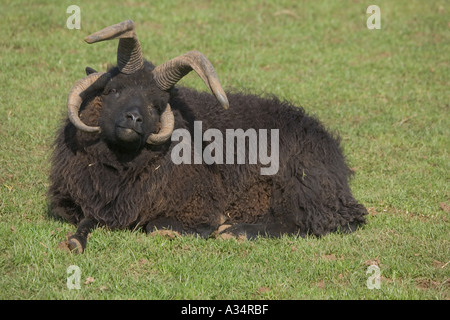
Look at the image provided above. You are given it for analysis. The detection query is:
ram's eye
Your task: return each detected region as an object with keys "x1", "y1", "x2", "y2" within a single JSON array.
[{"x1": 104, "y1": 88, "x2": 119, "y2": 97}]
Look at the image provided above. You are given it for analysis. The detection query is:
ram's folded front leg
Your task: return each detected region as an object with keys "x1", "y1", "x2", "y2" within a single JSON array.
[{"x1": 67, "y1": 218, "x2": 97, "y2": 253}]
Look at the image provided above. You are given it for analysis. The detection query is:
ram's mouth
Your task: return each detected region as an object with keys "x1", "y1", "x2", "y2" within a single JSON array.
[
  {"x1": 117, "y1": 126, "x2": 142, "y2": 135},
  {"x1": 116, "y1": 126, "x2": 143, "y2": 142}
]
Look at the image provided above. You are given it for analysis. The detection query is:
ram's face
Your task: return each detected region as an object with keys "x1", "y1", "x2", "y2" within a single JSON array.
[{"x1": 99, "y1": 76, "x2": 168, "y2": 152}]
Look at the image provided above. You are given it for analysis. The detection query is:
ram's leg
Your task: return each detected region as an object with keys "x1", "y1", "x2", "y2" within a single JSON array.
[
  {"x1": 215, "y1": 222, "x2": 303, "y2": 240},
  {"x1": 145, "y1": 217, "x2": 184, "y2": 234},
  {"x1": 67, "y1": 218, "x2": 97, "y2": 253},
  {"x1": 214, "y1": 223, "x2": 264, "y2": 239}
]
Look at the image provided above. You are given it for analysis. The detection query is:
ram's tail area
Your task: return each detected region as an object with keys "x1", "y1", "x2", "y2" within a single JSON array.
[{"x1": 270, "y1": 164, "x2": 367, "y2": 237}]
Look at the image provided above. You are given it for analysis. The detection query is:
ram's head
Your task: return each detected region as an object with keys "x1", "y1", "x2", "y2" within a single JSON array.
[{"x1": 67, "y1": 20, "x2": 228, "y2": 151}]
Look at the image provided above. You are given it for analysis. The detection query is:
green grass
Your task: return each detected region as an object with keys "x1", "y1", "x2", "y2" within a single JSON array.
[{"x1": 0, "y1": 0, "x2": 448, "y2": 299}]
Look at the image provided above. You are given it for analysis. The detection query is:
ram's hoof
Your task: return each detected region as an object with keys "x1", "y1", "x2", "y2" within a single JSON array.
[{"x1": 67, "y1": 236, "x2": 84, "y2": 254}]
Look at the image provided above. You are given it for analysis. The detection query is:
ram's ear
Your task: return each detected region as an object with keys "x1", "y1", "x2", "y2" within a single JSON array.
[{"x1": 85, "y1": 67, "x2": 98, "y2": 75}]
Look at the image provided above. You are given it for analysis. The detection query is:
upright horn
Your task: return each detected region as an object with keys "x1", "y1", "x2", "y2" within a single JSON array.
[
  {"x1": 67, "y1": 20, "x2": 146, "y2": 133},
  {"x1": 85, "y1": 19, "x2": 144, "y2": 74},
  {"x1": 152, "y1": 50, "x2": 229, "y2": 110}
]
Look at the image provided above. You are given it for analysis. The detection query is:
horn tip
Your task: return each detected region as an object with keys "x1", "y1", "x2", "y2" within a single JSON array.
[
  {"x1": 216, "y1": 93, "x2": 229, "y2": 110},
  {"x1": 84, "y1": 35, "x2": 99, "y2": 44},
  {"x1": 223, "y1": 101, "x2": 229, "y2": 110},
  {"x1": 84, "y1": 19, "x2": 136, "y2": 44}
]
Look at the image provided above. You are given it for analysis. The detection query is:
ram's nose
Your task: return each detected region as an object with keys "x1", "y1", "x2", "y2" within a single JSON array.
[{"x1": 124, "y1": 110, "x2": 143, "y2": 124}]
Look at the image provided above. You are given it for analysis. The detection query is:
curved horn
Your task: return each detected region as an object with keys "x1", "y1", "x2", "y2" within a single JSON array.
[
  {"x1": 67, "y1": 72, "x2": 111, "y2": 132},
  {"x1": 153, "y1": 50, "x2": 229, "y2": 109},
  {"x1": 146, "y1": 104, "x2": 175, "y2": 145},
  {"x1": 85, "y1": 20, "x2": 143, "y2": 74}
]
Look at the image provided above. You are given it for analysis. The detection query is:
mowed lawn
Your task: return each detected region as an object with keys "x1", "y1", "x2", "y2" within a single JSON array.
[{"x1": 0, "y1": 0, "x2": 448, "y2": 299}]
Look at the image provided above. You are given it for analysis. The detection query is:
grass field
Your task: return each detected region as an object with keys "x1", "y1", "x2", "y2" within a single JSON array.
[{"x1": 0, "y1": 0, "x2": 448, "y2": 300}]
